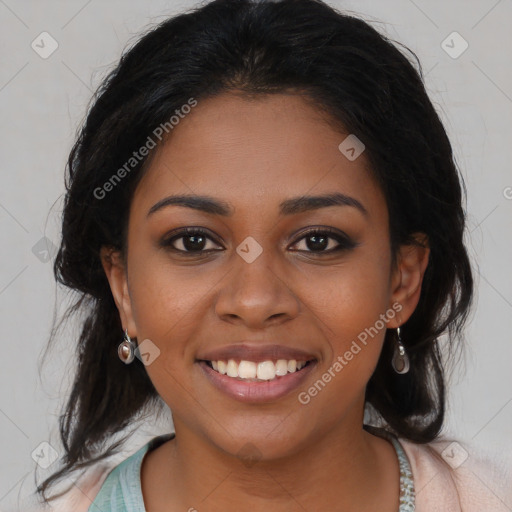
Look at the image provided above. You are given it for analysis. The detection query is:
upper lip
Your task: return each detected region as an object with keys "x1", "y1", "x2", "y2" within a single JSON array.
[{"x1": 197, "y1": 343, "x2": 317, "y2": 363}]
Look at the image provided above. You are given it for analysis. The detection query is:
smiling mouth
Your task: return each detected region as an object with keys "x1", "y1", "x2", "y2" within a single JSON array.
[{"x1": 198, "y1": 358, "x2": 315, "y2": 382}]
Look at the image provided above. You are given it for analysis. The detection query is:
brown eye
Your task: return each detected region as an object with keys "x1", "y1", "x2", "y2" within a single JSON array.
[
  {"x1": 290, "y1": 228, "x2": 357, "y2": 254},
  {"x1": 160, "y1": 227, "x2": 223, "y2": 253}
]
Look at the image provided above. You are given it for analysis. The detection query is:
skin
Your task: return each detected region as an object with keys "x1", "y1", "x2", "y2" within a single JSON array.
[{"x1": 101, "y1": 91, "x2": 430, "y2": 512}]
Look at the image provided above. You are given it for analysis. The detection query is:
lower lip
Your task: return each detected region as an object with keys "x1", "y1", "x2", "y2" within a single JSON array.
[{"x1": 197, "y1": 361, "x2": 317, "y2": 403}]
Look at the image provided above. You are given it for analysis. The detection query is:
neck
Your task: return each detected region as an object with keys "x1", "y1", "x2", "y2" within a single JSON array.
[{"x1": 141, "y1": 404, "x2": 400, "y2": 511}]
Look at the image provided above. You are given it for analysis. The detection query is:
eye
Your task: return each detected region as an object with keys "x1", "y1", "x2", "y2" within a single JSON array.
[
  {"x1": 160, "y1": 226, "x2": 357, "y2": 256},
  {"x1": 160, "y1": 227, "x2": 223, "y2": 253},
  {"x1": 289, "y1": 227, "x2": 357, "y2": 254}
]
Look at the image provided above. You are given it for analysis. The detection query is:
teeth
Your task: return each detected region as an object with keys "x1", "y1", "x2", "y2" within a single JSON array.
[
  {"x1": 257, "y1": 361, "x2": 276, "y2": 380},
  {"x1": 217, "y1": 360, "x2": 227, "y2": 375},
  {"x1": 238, "y1": 360, "x2": 257, "y2": 379},
  {"x1": 207, "y1": 358, "x2": 310, "y2": 381},
  {"x1": 275, "y1": 359, "x2": 288, "y2": 376},
  {"x1": 226, "y1": 359, "x2": 238, "y2": 378}
]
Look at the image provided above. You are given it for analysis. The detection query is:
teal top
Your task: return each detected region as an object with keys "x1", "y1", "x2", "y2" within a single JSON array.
[
  {"x1": 88, "y1": 428, "x2": 415, "y2": 511},
  {"x1": 88, "y1": 433, "x2": 175, "y2": 512}
]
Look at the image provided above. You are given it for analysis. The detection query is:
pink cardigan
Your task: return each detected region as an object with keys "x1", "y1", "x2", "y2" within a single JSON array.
[{"x1": 24, "y1": 435, "x2": 512, "y2": 511}]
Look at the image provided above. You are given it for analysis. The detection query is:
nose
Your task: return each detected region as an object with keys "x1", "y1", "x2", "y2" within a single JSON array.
[{"x1": 214, "y1": 246, "x2": 301, "y2": 329}]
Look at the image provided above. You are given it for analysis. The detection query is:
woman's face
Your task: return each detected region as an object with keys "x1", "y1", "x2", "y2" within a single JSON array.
[{"x1": 104, "y1": 91, "x2": 428, "y2": 460}]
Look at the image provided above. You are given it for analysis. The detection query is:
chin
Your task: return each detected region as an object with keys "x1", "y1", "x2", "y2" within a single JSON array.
[{"x1": 204, "y1": 418, "x2": 310, "y2": 464}]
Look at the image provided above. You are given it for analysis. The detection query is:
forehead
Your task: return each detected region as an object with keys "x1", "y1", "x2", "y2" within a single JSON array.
[{"x1": 132, "y1": 92, "x2": 385, "y2": 220}]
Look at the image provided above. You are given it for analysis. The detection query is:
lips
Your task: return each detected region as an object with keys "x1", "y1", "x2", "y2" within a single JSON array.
[
  {"x1": 198, "y1": 359, "x2": 317, "y2": 403},
  {"x1": 196, "y1": 342, "x2": 318, "y2": 403},
  {"x1": 197, "y1": 343, "x2": 317, "y2": 363}
]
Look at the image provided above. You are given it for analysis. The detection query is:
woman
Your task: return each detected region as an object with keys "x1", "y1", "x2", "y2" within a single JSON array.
[{"x1": 32, "y1": 0, "x2": 510, "y2": 510}]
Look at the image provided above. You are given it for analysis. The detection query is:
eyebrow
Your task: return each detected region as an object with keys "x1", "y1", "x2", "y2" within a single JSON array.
[{"x1": 147, "y1": 192, "x2": 368, "y2": 218}]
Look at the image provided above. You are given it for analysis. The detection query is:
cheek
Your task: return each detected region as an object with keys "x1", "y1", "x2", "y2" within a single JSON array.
[
  {"x1": 125, "y1": 217, "x2": 215, "y2": 333},
  {"x1": 307, "y1": 244, "x2": 393, "y2": 383},
  {"x1": 125, "y1": 255, "x2": 210, "y2": 412},
  {"x1": 128, "y1": 258, "x2": 211, "y2": 349},
  {"x1": 310, "y1": 243, "x2": 392, "y2": 329}
]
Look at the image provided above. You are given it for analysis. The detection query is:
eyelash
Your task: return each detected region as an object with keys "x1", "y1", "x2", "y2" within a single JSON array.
[{"x1": 160, "y1": 227, "x2": 357, "y2": 256}]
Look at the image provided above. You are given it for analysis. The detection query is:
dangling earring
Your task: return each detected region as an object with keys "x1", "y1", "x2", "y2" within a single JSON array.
[
  {"x1": 391, "y1": 326, "x2": 410, "y2": 374},
  {"x1": 118, "y1": 329, "x2": 136, "y2": 364}
]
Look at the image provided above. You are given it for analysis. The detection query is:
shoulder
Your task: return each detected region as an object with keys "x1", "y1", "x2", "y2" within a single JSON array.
[
  {"x1": 399, "y1": 435, "x2": 512, "y2": 512},
  {"x1": 40, "y1": 434, "x2": 173, "y2": 512},
  {"x1": 45, "y1": 453, "x2": 142, "y2": 511},
  {"x1": 56, "y1": 464, "x2": 115, "y2": 512},
  {"x1": 17, "y1": 462, "x2": 115, "y2": 512}
]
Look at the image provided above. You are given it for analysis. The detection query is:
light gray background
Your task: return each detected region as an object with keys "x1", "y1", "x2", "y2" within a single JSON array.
[{"x1": 0, "y1": 0, "x2": 511, "y2": 510}]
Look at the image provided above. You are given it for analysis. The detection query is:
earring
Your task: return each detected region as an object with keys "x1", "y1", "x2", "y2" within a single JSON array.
[
  {"x1": 391, "y1": 326, "x2": 410, "y2": 374},
  {"x1": 118, "y1": 329, "x2": 136, "y2": 364}
]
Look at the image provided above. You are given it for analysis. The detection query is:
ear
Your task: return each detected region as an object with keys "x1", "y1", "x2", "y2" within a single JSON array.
[
  {"x1": 388, "y1": 232, "x2": 430, "y2": 328},
  {"x1": 100, "y1": 246, "x2": 137, "y2": 337}
]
